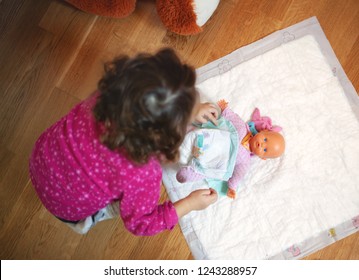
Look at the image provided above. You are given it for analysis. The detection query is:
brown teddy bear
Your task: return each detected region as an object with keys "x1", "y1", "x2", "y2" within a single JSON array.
[{"x1": 65, "y1": 0, "x2": 220, "y2": 35}]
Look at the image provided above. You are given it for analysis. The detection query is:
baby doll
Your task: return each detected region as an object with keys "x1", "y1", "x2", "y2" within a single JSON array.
[{"x1": 176, "y1": 100, "x2": 285, "y2": 199}]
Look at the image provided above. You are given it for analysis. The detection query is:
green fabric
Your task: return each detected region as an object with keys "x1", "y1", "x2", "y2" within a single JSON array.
[{"x1": 196, "y1": 117, "x2": 239, "y2": 196}]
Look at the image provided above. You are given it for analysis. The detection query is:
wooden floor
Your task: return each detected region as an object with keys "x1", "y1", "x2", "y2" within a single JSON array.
[{"x1": 0, "y1": 0, "x2": 358, "y2": 260}]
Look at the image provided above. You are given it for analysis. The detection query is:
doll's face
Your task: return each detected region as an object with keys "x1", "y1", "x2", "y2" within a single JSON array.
[{"x1": 249, "y1": 131, "x2": 285, "y2": 159}]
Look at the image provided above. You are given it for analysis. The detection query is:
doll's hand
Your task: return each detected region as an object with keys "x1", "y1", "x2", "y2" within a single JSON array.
[
  {"x1": 195, "y1": 103, "x2": 219, "y2": 126},
  {"x1": 174, "y1": 188, "x2": 218, "y2": 218},
  {"x1": 227, "y1": 188, "x2": 236, "y2": 199},
  {"x1": 192, "y1": 146, "x2": 201, "y2": 158}
]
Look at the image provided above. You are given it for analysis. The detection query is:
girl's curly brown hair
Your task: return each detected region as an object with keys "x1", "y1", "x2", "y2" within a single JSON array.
[{"x1": 93, "y1": 48, "x2": 197, "y2": 164}]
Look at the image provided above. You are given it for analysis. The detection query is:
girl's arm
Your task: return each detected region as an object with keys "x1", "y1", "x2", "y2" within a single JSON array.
[
  {"x1": 119, "y1": 183, "x2": 217, "y2": 235},
  {"x1": 118, "y1": 159, "x2": 217, "y2": 236},
  {"x1": 173, "y1": 188, "x2": 218, "y2": 218}
]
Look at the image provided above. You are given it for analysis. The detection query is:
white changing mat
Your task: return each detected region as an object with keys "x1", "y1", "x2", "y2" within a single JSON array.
[{"x1": 162, "y1": 17, "x2": 359, "y2": 259}]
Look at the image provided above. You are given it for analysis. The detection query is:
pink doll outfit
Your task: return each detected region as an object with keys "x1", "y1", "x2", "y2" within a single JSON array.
[
  {"x1": 177, "y1": 107, "x2": 252, "y2": 195},
  {"x1": 29, "y1": 93, "x2": 178, "y2": 235}
]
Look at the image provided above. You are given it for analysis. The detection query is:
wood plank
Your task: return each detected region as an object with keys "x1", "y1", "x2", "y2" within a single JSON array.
[
  {"x1": 0, "y1": 180, "x2": 42, "y2": 259},
  {"x1": 0, "y1": 154, "x2": 33, "y2": 229},
  {"x1": 58, "y1": 0, "x2": 168, "y2": 100},
  {"x1": 0, "y1": 87, "x2": 80, "y2": 231},
  {"x1": 0, "y1": 1, "x2": 95, "y2": 151}
]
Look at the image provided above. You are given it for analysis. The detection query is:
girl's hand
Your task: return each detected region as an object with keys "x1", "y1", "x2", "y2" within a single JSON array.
[
  {"x1": 195, "y1": 103, "x2": 220, "y2": 126},
  {"x1": 187, "y1": 188, "x2": 218, "y2": 210},
  {"x1": 174, "y1": 188, "x2": 218, "y2": 218}
]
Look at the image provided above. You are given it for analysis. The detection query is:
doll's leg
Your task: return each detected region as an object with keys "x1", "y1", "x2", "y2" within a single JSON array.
[
  {"x1": 226, "y1": 157, "x2": 250, "y2": 199},
  {"x1": 176, "y1": 166, "x2": 205, "y2": 183}
]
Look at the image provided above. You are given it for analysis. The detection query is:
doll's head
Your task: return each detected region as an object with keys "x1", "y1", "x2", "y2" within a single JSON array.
[{"x1": 249, "y1": 130, "x2": 285, "y2": 159}]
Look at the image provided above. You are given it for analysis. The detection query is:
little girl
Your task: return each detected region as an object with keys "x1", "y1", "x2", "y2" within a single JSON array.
[{"x1": 29, "y1": 48, "x2": 218, "y2": 235}]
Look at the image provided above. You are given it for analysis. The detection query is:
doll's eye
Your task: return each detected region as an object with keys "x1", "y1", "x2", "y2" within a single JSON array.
[
  {"x1": 264, "y1": 148, "x2": 267, "y2": 152},
  {"x1": 264, "y1": 138, "x2": 267, "y2": 142}
]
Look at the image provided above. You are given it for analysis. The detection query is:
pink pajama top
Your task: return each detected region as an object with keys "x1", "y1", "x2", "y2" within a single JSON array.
[{"x1": 29, "y1": 94, "x2": 178, "y2": 236}]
